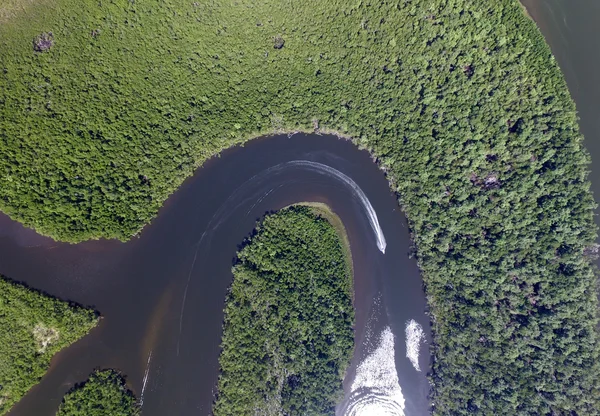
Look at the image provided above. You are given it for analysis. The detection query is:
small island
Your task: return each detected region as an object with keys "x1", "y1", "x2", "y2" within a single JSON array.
[
  {"x1": 213, "y1": 206, "x2": 354, "y2": 415},
  {"x1": 57, "y1": 370, "x2": 139, "y2": 416}
]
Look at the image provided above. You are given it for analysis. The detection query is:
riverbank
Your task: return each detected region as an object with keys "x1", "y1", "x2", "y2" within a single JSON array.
[
  {"x1": 518, "y1": 0, "x2": 533, "y2": 19},
  {"x1": 56, "y1": 370, "x2": 139, "y2": 416},
  {"x1": 1, "y1": 0, "x2": 599, "y2": 413},
  {"x1": 285, "y1": 202, "x2": 353, "y2": 285},
  {"x1": 1, "y1": 133, "x2": 432, "y2": 415},
  {"x1": 0, "y1": 276, "x2": 98, "y2": 415},
  {"x1": 214, "y1": 206, "x2": 354, "y2": 415},
  {"x1": 518, "y1": 0, "x2": 600, "y2": 260}
]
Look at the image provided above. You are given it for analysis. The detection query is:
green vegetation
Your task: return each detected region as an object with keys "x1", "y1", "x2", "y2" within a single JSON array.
[
  {"x1": 1, "y1": 0, "x2": 599, "y2": 413},
  {"x1": 214, "y1": 206, "x2": 354, "y2": 415},
  {"x1": 57, "y1": 369, "x2": 139, "y2": 416},
  {"x1": 289, "y1": 201, "x2": 353, "y2": 278},
  {"x1": 0, "y1": 276, "x2": 98, "y2": 415}
]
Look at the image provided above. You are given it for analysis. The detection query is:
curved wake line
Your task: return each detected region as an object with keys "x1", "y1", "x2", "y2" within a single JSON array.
[
  {"x1": 177, "y1": 158, "x2": 386, "y2": 355},
  {"x1": 286, "y1": 160, "x2": 387, "y2": 254},
  {"x1": 405, "y1": 319, "x2": 425, "y2": 372}
]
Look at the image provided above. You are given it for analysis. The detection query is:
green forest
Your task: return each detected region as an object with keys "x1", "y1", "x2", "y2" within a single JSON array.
[
  {"x1": 57, "y1": 369, "x2": 139, "y2": 416},
  {"x1": 0, "y1": 276, "x2": 98, "y2": 415},
  {"x1": 214, "y1": 206, "x2": 354, "y2": 415},
  {"x1": 1, "y1": 0, "x2": 599, "y2": 414}
]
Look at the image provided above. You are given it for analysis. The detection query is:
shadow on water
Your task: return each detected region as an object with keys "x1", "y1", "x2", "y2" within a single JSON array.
[{"x1": 0, "y1": 133, "x2": 431, "y2": 416}]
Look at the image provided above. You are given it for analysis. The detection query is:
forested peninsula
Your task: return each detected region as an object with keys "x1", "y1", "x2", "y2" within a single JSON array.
[
  {"x1": 0, "y1": 276, "x2": 98, "y2": 415},
  {"x1": 57, "y1": 370, "x2": 139, "y2": 416},
  {"x1": 1, "y1": 0, "x2": 599, "y2": 414},
  {"x1": 214, "y1": 206, "x2": 354, "y2": 415}
]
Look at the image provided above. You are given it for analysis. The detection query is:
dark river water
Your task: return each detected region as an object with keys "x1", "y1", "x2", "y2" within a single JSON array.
[{"x1": 0, "y1": 133, "x2": 431, "y2": 416}]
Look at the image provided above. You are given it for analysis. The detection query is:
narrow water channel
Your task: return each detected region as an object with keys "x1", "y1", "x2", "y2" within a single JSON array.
[{"x1": 0, "y1": 133, "x2": 431, "y2": 416}]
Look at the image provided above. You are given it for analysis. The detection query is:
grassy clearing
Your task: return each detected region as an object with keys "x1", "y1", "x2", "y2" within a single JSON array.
[
  {"x1": 0, "y1": 276, "x2": 98, "y2": 415},
  {"x1": 0, "y1": 0, "x2": 50, "y2": 25}
]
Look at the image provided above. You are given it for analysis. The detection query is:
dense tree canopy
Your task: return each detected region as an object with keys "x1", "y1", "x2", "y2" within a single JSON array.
[
  {"x1": 57, "y1": 370, "x2": 139, "y2": 416},
  {"x1": 0, "y1": 276, "x2": 98, "y2": 415},
  {"x1": 1, "y1": 0, "x2": 599, "y2": 413},
  {"x1": 214, "y1": 206, "x2": 354, "y2": 415}
]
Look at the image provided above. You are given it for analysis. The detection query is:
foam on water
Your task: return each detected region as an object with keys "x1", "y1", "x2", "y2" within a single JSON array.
[
  {"x1": 140, "y1": 350, "x2": 153, "y2": 406},
  {"x1": 341, "y1": 327, "x2": 405, "y2": 415},
  {"x1": 405, "y1": 319, "x2": 425, "y2": 372}
]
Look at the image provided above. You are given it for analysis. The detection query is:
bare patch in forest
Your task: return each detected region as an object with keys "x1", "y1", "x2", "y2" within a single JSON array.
[
  {"x1": 33, "y1": 32, "x2": 54, "y2": 52},
  {"x1": 33, "y1": 324, "x2": 59, "y2": 353}
]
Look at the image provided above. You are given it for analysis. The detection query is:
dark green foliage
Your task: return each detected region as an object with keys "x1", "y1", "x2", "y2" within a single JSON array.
[
  {"x1": 214, "y1": 207, "x2": 354, "y2": 416},
  {"x1": 57, "y1": 369, "x2": 139, "y2": 416},
  {"x1": 0, "y1": 276, "x2": 98, "y2": 415},
  {"x1": 1, "y1": 0, "x2": 599, "y2": 413}
]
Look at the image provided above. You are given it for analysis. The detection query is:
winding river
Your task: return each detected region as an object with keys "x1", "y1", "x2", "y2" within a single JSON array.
[
  {"x1": 0, "y1": 133, "x2": 431, "y2": 416},
  {"x1": 2, "y1": 4, "x2": 599, "y2": 415}
]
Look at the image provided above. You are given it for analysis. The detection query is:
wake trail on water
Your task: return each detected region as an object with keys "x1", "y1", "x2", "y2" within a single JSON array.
[
  {"x1": 405, "y1": 319, "x2": 426, "y2": 372},
  {"x1": 177, "y1": 158, "x2": 386, "y2": 353},
  {"x1": 284, "y1": 160, "x2": 386, "y2": 254},
  {"x1": 140, "y1": 350, "x2": 153, "y2": 407},
  {"x1": 340, "y1": 327, "x2": 405, "y2": 415}
]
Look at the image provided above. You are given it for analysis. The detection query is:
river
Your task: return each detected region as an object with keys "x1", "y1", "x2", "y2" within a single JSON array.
[
  {"x1": 0, "y1": 133, "x2": 431, "y2": 416},
  {"x1": 2, "y1": 3, "x2": 599, "y2": 415}
]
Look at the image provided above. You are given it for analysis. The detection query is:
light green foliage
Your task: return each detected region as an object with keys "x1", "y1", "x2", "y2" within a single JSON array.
[
  {"x1": 214, "y1": 207, "x2": 354, "y2": 416},
  {"x1": 1, "y1": 0, "x2": 599, "y2": 413},
  {"x1": 57, "y1": 370, "x2": 139, "y2": 416},
  {"x1": 0, "y1": 277, "x2": 98, "y2": 415}
]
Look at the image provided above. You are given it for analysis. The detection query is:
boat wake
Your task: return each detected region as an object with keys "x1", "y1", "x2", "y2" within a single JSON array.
[
  {"x1": 340, "y1": 327, "x2": 405, "y2": 415},
  {"x1": 140, "y1": 350, "x2": 153, "y2": 406},
  {"x1": 286, "y1": 160, "x2": 387, "y2": 254},
  {"x1": 177, "y1": 158, "x2": 387, "y2": 361},
  {"x1": 405, "y1": 319, "x2": 425, "y2": 372}
]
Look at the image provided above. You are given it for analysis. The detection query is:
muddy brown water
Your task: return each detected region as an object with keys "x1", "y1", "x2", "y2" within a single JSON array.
[{"x1": 0, "y1": 133, "x2": 431, "y2": 416}]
